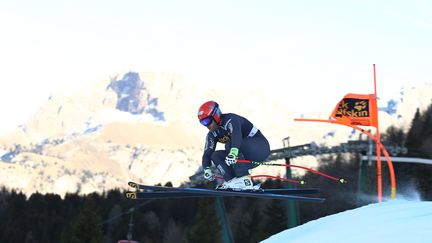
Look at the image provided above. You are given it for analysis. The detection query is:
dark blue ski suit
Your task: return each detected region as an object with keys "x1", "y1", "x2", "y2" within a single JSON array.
[{"x1": 201, "y1": 113, "x2": 270, "y2": 181}]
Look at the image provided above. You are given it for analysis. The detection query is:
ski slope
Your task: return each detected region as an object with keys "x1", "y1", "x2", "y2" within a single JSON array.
[{"x1": 262, "y1": 200, "x2": 432, "y2": 243}]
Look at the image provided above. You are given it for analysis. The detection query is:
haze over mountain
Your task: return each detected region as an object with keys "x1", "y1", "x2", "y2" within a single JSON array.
[{"x1": 0, "y1": 72, "x2": 431, "y2": 196}]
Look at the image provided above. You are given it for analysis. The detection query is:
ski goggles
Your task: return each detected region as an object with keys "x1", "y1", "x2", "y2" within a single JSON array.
[{"x1": 200, "y1": 116, "x2": 213, "y2": 126}]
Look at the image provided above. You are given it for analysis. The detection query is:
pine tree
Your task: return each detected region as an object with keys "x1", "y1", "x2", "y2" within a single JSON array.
[
  {"x1": 419, "y1": 104, "x2": 432, "y2": 153},
  {"x1": 382, "y1": 125, "x2": 405, "y2": 146},
  {"x1": 185, "y1": 198, "x2": 221, "y2": 243},
  {"x1": 261, "y1": 200, "x2": 287, "y2": 236},
  {"x1": 405, "y1": 108, "x2": 424, "y2": 152},
  {"x1": 60, "y1": 198, "x2": 103, "y2": 243},
  {"x1": 0, "y1": 191, "x2": 27, "y2": 242},
  {"x1": 380, "y1": 125, "x2": 415, "y2": 196},
  {"x1": 246, "y1": 208, "x2": 266, "y2": 243},
  {"x1": 403, "y1": 105, "x2": 432, "y2": 199},
  {"x1": 228, "y1": 198, "x2": 253, "y2": 243},
  {"x1": 163, "y1": 218, "x2": 184, "y2": 243},
  {"x1": 106, "y1": 204, "x2": 122, "y2": 242}
]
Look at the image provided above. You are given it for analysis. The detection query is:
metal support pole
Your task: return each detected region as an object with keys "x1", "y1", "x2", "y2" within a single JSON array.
[
  {"x1": 357, "y1": 133, "x2": 372, "y2": 205},
  {"x1": 368, "y1": 130, "x2": 373, "y2": 166},
  {"x1": 283, "y1": 137, "x2": 299, "y2": 228},
  {"x1": 215, "y1": 198, "x2": 234, "y2": 243},
  {"x1": 127, "y1": 208, "x2": 134, "y2": 241},
  {"x1": 357, "y1": 153, "x2": 367, "y2": 205}
]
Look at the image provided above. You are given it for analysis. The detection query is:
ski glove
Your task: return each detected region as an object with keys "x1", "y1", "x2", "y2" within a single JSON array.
[
  {"x1": 225, "y1": 147, "x2": 239, "y2": 166},
  {"x1": 203, "y1": 167, "x2": 215, "y2": 181}
]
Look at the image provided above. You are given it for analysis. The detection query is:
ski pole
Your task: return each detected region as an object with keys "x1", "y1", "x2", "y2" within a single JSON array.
[
  {"x1": 237, "y1": 159, "x2": 347, "y2": 183},
  {"x1": 251, "y1": 175, "x2": 305, "y2": 184}
]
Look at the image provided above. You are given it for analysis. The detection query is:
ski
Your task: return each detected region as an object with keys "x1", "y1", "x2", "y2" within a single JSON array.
[
  {"x1": 126, "y1": 182, "x2": 325, "y2": 202},
  {"x1": 128, "y1": 182, "x2": 320, "y2": 195},
  {"x1": 125, "y1": 189, "x2": 324, "y2": 202},
  {"x1": 125, "y1": 190, "x2": 319, "y2": 200},
  {"x1": 246, "y1": 188, "x2": 320, "y2": 195},
  {"x1": 125, "y1": 191, "x2": 213, "y2": 199}
]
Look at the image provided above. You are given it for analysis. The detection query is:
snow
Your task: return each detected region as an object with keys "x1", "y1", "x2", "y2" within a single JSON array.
[
  {"x1": 262, "y1": 200, "x2": 432, "y2": 243},
  {"x1": 98, "y1": 108, "x2": 165, "y2": 123}
]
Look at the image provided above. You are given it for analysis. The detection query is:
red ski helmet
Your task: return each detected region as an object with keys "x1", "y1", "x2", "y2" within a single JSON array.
[{"x1": 197, "y1": 101, "x2": 222, "y2": 126}]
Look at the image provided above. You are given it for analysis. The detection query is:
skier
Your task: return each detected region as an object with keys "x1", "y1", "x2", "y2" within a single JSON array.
[{"x1": 197, "y1": 101, "x2": 271, "y2": 190}]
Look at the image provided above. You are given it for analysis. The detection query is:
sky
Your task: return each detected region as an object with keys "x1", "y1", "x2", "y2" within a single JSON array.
[
  {"x1": 263, "y1": 200, "x2": 432, "y2": 243},
  {"x1": 1, "y1": 0, "x2": 432, "y2": 134}
]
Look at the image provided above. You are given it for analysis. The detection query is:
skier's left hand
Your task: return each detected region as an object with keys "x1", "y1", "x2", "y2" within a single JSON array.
[
  {"x1": 225, "y1": 147, "x2": 239, "y2": 166},
  {"x1": 225, "y1": 147, "x2": 238, "y2": 165}
]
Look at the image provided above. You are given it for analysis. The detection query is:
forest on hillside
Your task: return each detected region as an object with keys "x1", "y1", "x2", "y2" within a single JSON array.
[{"x1": 1, "y1": 104, "x2": 431, "y2": 243}]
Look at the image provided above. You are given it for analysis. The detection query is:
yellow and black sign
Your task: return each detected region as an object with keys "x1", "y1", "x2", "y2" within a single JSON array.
[
  {"x1": 330, "y1": 94, "x2": 378, "y2": 127},
  {"x1": 218, "y1": 133, "x2": 231, "y2": 143},
  {"x1": 335, "y1": 98, "x2": 370, "y2": 118},
  {"x1": 125, "y1": 192, "x2": 137, "y2": 199},
  {"x1": 218, "y1": 132, "x2": 232, "y2": 144}
]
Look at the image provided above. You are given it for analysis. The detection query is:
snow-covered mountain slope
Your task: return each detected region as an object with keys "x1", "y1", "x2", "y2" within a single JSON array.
[
  {"x1": 262, "y1": 200, "x2": 432, "y2": 243},
  {"x1": 0, "y1": 71, "x2": 431, "y2": 196},
  {"x1": 0, "y1": 72, "x2": 204, "y2": 195}
]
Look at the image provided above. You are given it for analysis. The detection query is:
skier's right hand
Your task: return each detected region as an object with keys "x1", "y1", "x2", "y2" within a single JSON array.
[{"x1": 203, "y1": 167, "x2": 215, "y2": 181}]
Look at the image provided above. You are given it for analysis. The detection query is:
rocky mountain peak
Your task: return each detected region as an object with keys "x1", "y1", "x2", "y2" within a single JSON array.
[{"x1": 108, "y1": 72, "x2": 165, "y2": 121}]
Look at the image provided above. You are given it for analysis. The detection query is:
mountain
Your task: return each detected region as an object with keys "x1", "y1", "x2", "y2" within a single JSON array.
[
  {"x1": 0, "y1": 72, "x2": 203, "y2": 195},
  {"x1": 0, "y1": 72, "x2": 431, "y2": 196}
]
